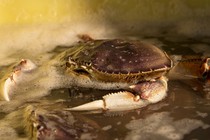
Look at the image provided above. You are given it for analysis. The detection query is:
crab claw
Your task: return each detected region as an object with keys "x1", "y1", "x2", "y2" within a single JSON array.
[
  {"x1": 15, "y1": 59, "x2": 37, "y2": 72},
  {"x1": 2, "y1": 78, "x2": 14, "y2": 101},
  {"x1": 67, "y1": 91, "x2": 146, "y2": 111},
  {"x1": 130, "y1": 76, "x2": 168, "y2": 103},
  {"x1": 1, "y1": 59, "x2": 37, "y2": 101},
  {"x1": 200, "y1": 57, "x2": 210, "y2": 81},
  {"x1": 68, "y1": 77, "x2": 168, "y2": 112}
]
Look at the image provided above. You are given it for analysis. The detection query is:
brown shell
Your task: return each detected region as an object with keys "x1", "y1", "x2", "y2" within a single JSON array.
[
  {"x1": 66, "y1": 39, "x2": 173, "y2": 82},
  {"x1": 92, "y1": 39, "x2": 172, "y2": 74}
]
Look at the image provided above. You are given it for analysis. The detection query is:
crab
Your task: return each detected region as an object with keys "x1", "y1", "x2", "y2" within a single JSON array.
[
  {"x1": 56, "y1": 35, "x2": 209, "y2": 111},
  {"x1": 24, "y1": 105, "x2": 104, "y2": 140},
  {"x1": 1, "y1": 35, "x2": 209, "y2": 112}
]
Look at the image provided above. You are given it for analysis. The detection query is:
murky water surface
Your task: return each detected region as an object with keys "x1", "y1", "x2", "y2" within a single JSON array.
[{"x1": 0, "y1": 33, "x2": 210, "y2": 140}]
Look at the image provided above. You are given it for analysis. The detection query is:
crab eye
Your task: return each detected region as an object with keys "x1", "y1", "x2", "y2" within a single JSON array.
[
  {"x1": 86, "y1": 62, "x2": 91, "y2": 67},
  {"x1": 66, "y1": 62, "x2": 77, "y2": 68},
  {"x1": 66, "y1": 62, "x2": 71, "y2": 67}
]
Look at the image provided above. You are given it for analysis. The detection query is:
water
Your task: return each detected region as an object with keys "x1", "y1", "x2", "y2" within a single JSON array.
[{"x1": 0, "y1": 24, "x2": 210, "y2": 139}]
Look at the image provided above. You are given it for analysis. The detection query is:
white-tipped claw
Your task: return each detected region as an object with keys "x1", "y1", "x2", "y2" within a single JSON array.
[
  {"x1": 2, "y1": 78, "x2": 14, "y2": 101},
  {"x1": 69, "y1": 100, "x2": 104, "y2": 111},
  {"x1": 0, "y1": 59, "x2": 37, "y2": 101},
  {"x1": 67, "y1": 91, "x2": 148, "y2": 112}
]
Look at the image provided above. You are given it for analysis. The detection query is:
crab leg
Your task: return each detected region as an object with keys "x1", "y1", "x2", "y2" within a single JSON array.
[
  {"x1": 68, "y1": 76, "x2": 168, "y2": 111},
  {"x1": 200, "y1": 57, "x2": 210, "y2": 80},
  {"x1": 170, "y1": 56, "x2": 210, "y2": 80},
  {"x1": 1, "y1": 59, "x2": 37, "y2": 101}
]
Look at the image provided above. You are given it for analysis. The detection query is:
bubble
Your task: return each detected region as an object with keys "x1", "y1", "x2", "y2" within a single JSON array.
[
  {"x1": 102, "y1": 125, "x2": 112, "y2": 131},
  {"x1": 0, "y1": 126, "x2": 19, "y2": 140}
]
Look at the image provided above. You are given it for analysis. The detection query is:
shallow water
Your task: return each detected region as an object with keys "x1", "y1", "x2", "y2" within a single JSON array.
[
  {"x1": 0, "y1": 24, "x2": 210, "y2": 140},
  {"x1": 62, "y1": 37, "x2": 210, "y2": 140}
]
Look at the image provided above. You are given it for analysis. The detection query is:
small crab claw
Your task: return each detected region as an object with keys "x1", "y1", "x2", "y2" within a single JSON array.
[
  {"x1": 2, "y1": 77, "x2": 16, "y2": 101},
  {"x1": 200, "y1": 57, "x2": 210, "y2": 80},
  {"x1": 68, "y1": 76, "x2": 168, "y2": 112},
  {"x1": 1, "y1": 59, "x2": 37, "y2": 101}
]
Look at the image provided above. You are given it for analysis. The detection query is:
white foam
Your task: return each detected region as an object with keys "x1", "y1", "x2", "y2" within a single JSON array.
[
  {"x1": 0, "y1": 110, "x2": 28, "y2": 140},
  {"x1": 0, "y1": 126, "x2": 20, "y2": 140},
  {"x1": 0, "y1": 21, "x2": 117, "y2": 66},
  {"x1": 102, "y1": 125, "x2": 112, "y2": 131},
  {"x1": 125, "y1": 112, "x2": 210, "y2": 140}
]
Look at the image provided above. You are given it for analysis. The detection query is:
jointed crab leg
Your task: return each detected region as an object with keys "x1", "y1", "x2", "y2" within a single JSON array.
[
  {"x1": 170, "y1": 56, "x2": 210, "y2": 80},
  {"x1": 68, "y1": 76, "x2": 168, "y2": 111},
  {"x1": 200, "y1": 57, "x2": 210, "y2": 80}
]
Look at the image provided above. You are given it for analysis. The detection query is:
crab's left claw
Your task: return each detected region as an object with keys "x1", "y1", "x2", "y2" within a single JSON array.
[
  {"x1": 0, "y1": 59, "x2": 37, "y2": 101},
  {"x1": 68, "y1": 77, "x2": 168, "y2": 112}
]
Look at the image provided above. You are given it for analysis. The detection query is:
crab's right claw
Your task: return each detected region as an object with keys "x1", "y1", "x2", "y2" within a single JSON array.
[
  {"x1": 67, "y1": 91, "x2": 148, "y2": 112},
  {"x1": 67, "y1": 76, "x2": 168, "y2": 112},
  {"x1": 67, "y1": 77, "x2": 168, "y2": 112}
]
